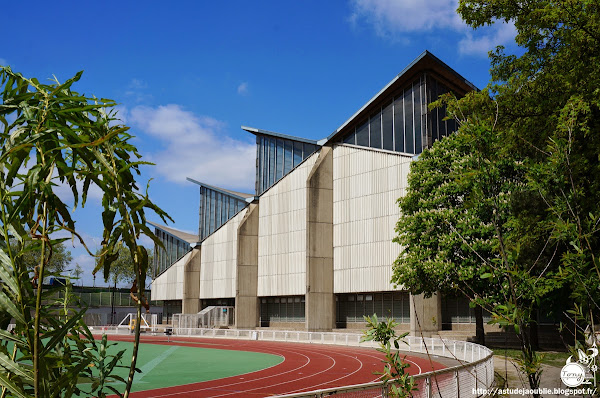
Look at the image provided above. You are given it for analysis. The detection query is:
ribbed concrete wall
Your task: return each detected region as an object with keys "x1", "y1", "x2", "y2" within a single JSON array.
[
  {"x1": 257, "y1": 152, "x2": 319, "y2": 296},
  {"x1": 200, "y1": 208, "x2": 247, "y2": 299},
  {"x1": 332, "y1": 145, "x2": 413, "y2": 293},
  {"x1": 151, "y1": 251, "x2": 191, "y2": 300}
]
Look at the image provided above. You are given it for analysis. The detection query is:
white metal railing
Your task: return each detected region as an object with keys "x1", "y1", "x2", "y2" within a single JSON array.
[
  {"x1": 270, "y1": 335, "x2": 494, "y2": 398},
  {"x1": 96, "y1": 325, "x2": 494, "y2": 398},
  {"x1": 173, "y1": 306, "x2": 235, "y2": 329}
]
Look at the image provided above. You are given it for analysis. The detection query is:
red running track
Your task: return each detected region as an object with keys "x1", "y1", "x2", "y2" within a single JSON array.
[{"x1": 105, "y1": 335, "x2": 445, "y2": 398}]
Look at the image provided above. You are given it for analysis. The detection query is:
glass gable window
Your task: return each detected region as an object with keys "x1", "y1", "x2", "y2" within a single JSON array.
[
  {"x1": 255, "y1": 134, "x2": 319, "y2": 195},
  {"x1": 153, "y1": 228, "x2": 191, "y2": 277},
  {"x1": 198, "y1": 186, "x2": 248, "y2": 241},
  {"x1": 339, "y1": 74, "x2": 460, "y2": 155}
]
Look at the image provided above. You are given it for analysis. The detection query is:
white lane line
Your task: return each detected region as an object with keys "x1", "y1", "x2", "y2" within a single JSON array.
[{"x1": 138, "y1": 346, "x2": 180, "y2": 381}]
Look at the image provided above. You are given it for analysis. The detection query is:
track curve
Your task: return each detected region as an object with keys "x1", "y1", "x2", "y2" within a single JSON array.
[{"x1": 105, "y1": 334, "x2": 445, "y2": 397}]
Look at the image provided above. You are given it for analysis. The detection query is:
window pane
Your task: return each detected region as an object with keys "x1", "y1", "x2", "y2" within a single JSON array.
[
  {"x1": 394, "y1": 95, "x2": 404, "y2": 152},
  {"x1": 356, "y1": 120, "x2": 369, "y2": 147},
  {"x1": 268, "y1": 139, "x2": 275, "y2": 186},
  {"x1": 431, "y1": 78, "x2": 439, "y2": 144},
  {"x1": 414, "y1": 80, "x2": 422, "y2": 154},
  {"x1": 304, "y1": 143, "x2": 316, "y2": 158},
  {"x1": 284, "y1": 140, "x2": 293, "y2": 174},
  {"x1": 276, "y1": 139, "x2": 284, "y2": 180},
  {"x1": 382, "y1": 101, "x2": 394, "y2": 151},
  {"x1": 369, "y1": 112, "x2": 382, "y2": 149},
  {"x1": 293, "y1": 141, "x2": 303, "y2": 167},
  {"x1": 404, "y1": 87, "x2": 414, "y2": 154},
  {"x1": 343, "y1": 130, "x2": 356, "y2": 145}
]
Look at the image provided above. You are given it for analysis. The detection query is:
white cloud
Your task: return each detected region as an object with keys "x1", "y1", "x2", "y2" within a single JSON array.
[
  {"x1": 458, "y1": 21, "x2": 516, "y2": 57},
  {"x1": 129, "y1": 104, "x2": 255, "y2": 191},
  {"x1": 0, "y1": 58, "x2": 7, "y2": 66},
  {"x1": 350, "y1": 0, "x2": 465, "y2": 36},
  {"x1": 237, "y1": 82, "x2": 249, "y2": 96},
  {"x1": 349, "y1": 0, "x2": 516, "y2": 55}
]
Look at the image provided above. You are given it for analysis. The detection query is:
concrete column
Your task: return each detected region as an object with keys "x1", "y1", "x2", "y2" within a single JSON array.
[
  {"x1": 235, "y1": 202, "x2": 260, "y2": 328},
  {"x1": 409, "y1": 293, "x2": 442, "y2": 337},
  {"x1": 306, "y1": 146, "x2": 334, "y2": 331},
  {"x1": 182, "y1": 248, "x2": 201, "y2": 314}
]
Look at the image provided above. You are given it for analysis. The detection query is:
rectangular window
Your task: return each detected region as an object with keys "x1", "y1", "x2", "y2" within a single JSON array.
[
  {"x1": 268, "y1": 138, "x2": 275, "y2": 187},
  {"x1": 394, "y1": 95, "x2": 405, "y2": 152},
  {"x1": 343, "y1": 130, "x2": 356, "y2": 145},
  {"x1": 284, "y1": 140, "x2": 293, "y2": 174},
  {"x1": 276, "y1": 139, "x2": 284, "y2": 180},
  {"x1": 404, "y1": 87, "x2": 414, "y2": 154},
  {"x1": 293, "y1": 141, "x2": 303, "y2": 167},
  {"x1": 382, "y1": 101, "x2": 394, "y2": 151},
  {"x1": 369, "y1": 112, "x2": 382, "y2": 149},
  {"x1": 414, "y1": 79, "x2": 423, "y2": 154},
  {"x1": 356, "y1": 120, "x2": 369, "y2": 147}
]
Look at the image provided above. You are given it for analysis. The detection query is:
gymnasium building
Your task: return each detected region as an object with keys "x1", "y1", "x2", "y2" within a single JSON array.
[{"x1": 150, "y1": 51, "x2": 482, "y2": 337}]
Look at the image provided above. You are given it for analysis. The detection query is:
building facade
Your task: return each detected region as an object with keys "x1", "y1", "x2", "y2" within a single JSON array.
[{"x1": 151, "y1": 51, "x2": 485, "y2": 335}]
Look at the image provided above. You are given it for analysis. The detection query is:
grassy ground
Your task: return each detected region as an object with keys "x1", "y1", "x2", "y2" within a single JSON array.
[
  {"x1": 80, "y1": 341, "x2": 283, "y2": 394},
  {"x1": 492, "y1": 348, "x2": 569, "y2": 367}
]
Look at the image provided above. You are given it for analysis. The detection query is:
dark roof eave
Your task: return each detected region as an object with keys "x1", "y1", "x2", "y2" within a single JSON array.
[
  {"x1": 242, "y1": 126, "x2": 322, "y2": 146},
  {"x1": 147, "y1": 221, "x2": 199, "y2": 244},
  {"x1": 186, "y1": 178, "x2": 253, "y2": 200}
]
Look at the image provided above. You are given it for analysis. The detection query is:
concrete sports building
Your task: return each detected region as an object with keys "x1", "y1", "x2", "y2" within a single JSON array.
[{"x1": 150, "y1": 51, "x2": 481, "y2": 337}]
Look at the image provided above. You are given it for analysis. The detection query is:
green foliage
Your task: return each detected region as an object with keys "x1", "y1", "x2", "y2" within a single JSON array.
[
  {"x1": 394, "y1": 1, "x2": 600, "y2": 395},
  {"x1": 87, "y1": 334, "x2": 128, "y2": 398},
  {"x1": 362, "y1": 315, "x2": 416, "y2": 398},
  {"x1": 0, "y1": 65, "x2": 171, "y2": 398},
  {"x1": 393, "y1": 130, "x2": 498, "y2": 301},
  {"x1": 97, "y1": 246, "x2": 153, "y2": 287},
  {"x1": 14, "y1": 241, "x2": 72, "y2": 275}
]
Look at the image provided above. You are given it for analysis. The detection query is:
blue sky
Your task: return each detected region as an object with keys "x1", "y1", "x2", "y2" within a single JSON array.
[{"x1": 1, "y1": 0, "x2": 518, "y2": 287}]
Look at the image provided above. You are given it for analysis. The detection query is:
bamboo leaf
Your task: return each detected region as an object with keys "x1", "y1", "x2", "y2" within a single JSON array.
[
  {"x1": 0, "y1": 351, "x2": 34, "y2": 382},
  {"x1": 0, "y1": 374, "x2": 29, "y2": 398},
  {"x1": 0, "y1": 291, "x2": 25, "y2": 324}
]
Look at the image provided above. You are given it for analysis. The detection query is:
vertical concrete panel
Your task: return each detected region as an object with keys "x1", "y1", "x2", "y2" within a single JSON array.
[
  {"x1": 306, "y1": 146, "x2": 335, "y2": 331},
  {"x1": 236, "y1": 202, "x2": 260, "y2": 328},
  {"x1": 410, "y1": 293, "x2": 442, "y2": 337},
  {"x1": 182, "y1": 249, "x2": 201, "y2": 314}
]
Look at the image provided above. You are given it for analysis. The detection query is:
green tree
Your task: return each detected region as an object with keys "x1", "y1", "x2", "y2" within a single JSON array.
[
  {"x1": 395, "y1": 1, "x2": 600, "y2": 393},
  {"x1": 97, "y1": 246, "x2": 153, "y2": 287},
  {"x1": 456, "y1": 0, "x2": 600, "y2": 342},
  {"x1": 393, "y1": 131, "x2": 498, "y2": 345},
  {"x1": 19, "y1": 241, "x2": 73, "y2": 274},
  {"x1": 0, "y1": 66, "x2": 171, "y2": 398},
  {"x1": 73, "y1": 263, "x2": 83, "y2": 286}
]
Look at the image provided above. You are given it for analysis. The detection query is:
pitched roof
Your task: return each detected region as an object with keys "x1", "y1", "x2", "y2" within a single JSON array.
[
  {"x1": 326, "y1": 50, "x2": 477, "y2": 144},
  {"x1": 185, "y1": 178, "x2": 254, "y2": 200},
  {"x1": 147, "y1": 221, "x2": 199, "y2": 244}
]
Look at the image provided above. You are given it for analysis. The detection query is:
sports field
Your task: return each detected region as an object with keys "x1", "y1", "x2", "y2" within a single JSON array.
[
  {"x1": 90, "y1": 340, "x2": 283, "y2": 393},
  {"x1": 98, "y1": 335, "x2": 447, "y2": 398}
]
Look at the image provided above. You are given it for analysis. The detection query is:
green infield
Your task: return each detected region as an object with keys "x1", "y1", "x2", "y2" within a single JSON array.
[{"x1": 85, "y1": 341, "x2": 283, "y2": 393}]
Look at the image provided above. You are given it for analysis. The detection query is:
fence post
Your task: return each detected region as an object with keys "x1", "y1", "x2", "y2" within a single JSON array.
[
  {"x1": 455, "y1": 370, "x2": 460, "y2": 398},
  {"x1": 426, "y1": 376, "x2": 432, "y2": 398}
]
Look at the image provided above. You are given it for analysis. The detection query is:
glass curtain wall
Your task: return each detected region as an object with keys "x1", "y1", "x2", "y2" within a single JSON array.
[
  {"x1": 255, "y1": 135, "x2": 318, "y2": 195},
  {"x1": 335, "y1": 292, "x2": 410, "y2": 328},
  {"x1": 153, "y1": 229, "x2": 191, "y2": 277},
  {"x1": 340, "y1": 74, "x2": 458, "y2": 155},
  {"x1": 259, "y1": 296, "x2": 306, "y2": 326},
  {"x1": 198, "y1": 186, "x2": 247, "y2": 241}
]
